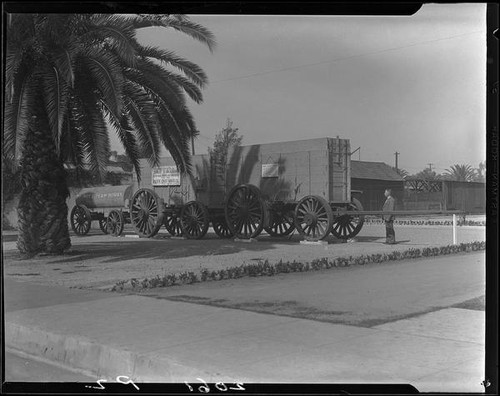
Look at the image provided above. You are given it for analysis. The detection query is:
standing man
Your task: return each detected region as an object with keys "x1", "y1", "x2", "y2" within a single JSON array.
[{"x1": 382, "y1": 189, "x2": 396, "y2": 244}]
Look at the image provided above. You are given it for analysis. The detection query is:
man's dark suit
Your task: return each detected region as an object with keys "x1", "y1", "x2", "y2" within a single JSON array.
[{"x1": 382, "y1": 195, "x2": 396, "y2": 244}]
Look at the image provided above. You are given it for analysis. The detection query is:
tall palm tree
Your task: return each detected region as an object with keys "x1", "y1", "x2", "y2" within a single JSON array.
[
  {"x1": 4, "y1": 14, "x2": 215, "y2": 256},
  {"x1": 444, "y1": 164, "x2": 477, "y2": 182}
]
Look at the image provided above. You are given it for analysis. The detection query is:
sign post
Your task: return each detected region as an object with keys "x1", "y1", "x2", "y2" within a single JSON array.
[{"x1": 452, "y1": 214, "x2": 457, "y2": 245}]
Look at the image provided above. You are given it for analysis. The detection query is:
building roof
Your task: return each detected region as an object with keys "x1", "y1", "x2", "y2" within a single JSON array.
[{"x1": 351, "y1": 160, "x2": 404, "y2": 181}]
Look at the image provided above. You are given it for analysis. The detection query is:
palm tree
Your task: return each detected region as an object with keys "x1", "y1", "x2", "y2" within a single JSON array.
[
  {"x1": 475, "y1": 161, "x2": 486, "y2": 182},
  {"x1": 391, "y1": 167, "x2": 409, "y2": 179},
  {"x1": 444, "y1": 164, "x2": 477, "y2": 182},
  {"x1": 4, "y1": 14, "x2": 215, "y2": 256}
]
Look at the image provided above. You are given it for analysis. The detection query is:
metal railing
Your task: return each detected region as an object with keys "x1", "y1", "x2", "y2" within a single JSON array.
[{"x1": 335, "y1": 210, "x2": 467, "y2": 245}]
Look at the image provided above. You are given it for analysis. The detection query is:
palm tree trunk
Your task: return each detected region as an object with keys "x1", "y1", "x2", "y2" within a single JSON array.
[{"x1": 17, "y1": 106, "x2": 71, "y2": 256}]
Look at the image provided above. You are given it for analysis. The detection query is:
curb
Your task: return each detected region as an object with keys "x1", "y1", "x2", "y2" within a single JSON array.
[{"x1": 5, "y1": 321, "x2": 219, "y2": 382}]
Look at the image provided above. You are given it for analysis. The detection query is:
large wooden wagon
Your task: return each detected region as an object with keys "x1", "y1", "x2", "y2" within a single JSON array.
[
  {"x1": 128, "y1": 154, "x2": 232, "y2": 239},
  {"x1": 222, "y1": 137, "x2": 364, "y2": 241},
  {"x1": 129, "y1": 136, "x2": 363, "y2": 241},
  {"x1": 70, "y1": 137, "x2": 365, "y2": 241}
]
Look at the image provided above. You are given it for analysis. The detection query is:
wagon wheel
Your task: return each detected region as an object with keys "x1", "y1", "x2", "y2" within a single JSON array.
[
  {"x1": 264, "y1": 209, "x2": 295, "y2": 237},
  {"x1": 106, "y1": 210, "x2": 125, "y2": 237},
  {"x1": 180, "y1": 201, "x2": 210, "y2": 239},
  {"x1": 294, "y1": 195, "x2": 333, "y2": 241},
  {"x1": 164, "y1": 212, "x2": 184, "y2": 236},
  {"x1": 331, "y1": 197, "x2": 365, "y2": 240},
  {"x1": 99, "y1": 218, "x2": 109, "y2": 234},
  {"x1": 70, "y1": 205, "x2": 92, "y2": 236},
  {"x1": 225, "y1": 184, "x2": 266, "y2": 239},
  {"x1": 212, "y1": 217, "x2": 234, "y2": 239},
  {"x1": 130, "y1": 188, "x2": 164, "y2": 238}
]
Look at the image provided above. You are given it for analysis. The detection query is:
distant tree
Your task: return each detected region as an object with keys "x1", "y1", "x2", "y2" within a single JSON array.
[
  {"x1": 411, "y1": 167, "x2": 441, "y2": 181},
  {"x1": 391, "y1": 167, "x2": 409, "y2": 179},
  {"x1": 208, "y1": 118, "x2": 243, "y2": 181},
  {"x1": 444, "y1": 164, "x2": 477, "y2": 182},
  {"x1": 473, "y1": 161, "x2": 486, "y2": 182}
]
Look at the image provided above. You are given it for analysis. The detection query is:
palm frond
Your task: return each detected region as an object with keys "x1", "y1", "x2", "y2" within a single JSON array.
[
  {"x1": 131, "y1": 14, "x2": 216, "y2": 52},
  {"x1": 3, "y1": 72, "x2": 34, "y2": 161},
  {"x1": 60, "y1": 106, "x2": 87, "y2": 171},
  {"x1": 124, "y1": 93, "x2": 161, "y2": 167},
  {"x1": 136, "y1": 45, "x2": 208, "y2": 88},
  {"x1": 72, "y1": 90, "x2": 110, "y2": 180},
  {"x1": 137, "y1": 58, "x2": 203, "y2": 104},
  {"x1": 81, "y1": 47, "x2": 124, "y2": 117},
  {"x1": 125, "y1": 66, "x2": 186, "y2": 111},
  {"x1": 155, "y1": 98, "x2": 193, "y2": 174},
  {"x1": 101, "y1": 102, "x2": 142, "y2": 182},
  {"x1": 80, "y1": 14, "x2": 138, "y2": 68},
  {"x1": 36, "y1": 64, "x2": 70, "y2": 154},
  {"x1": 53, "y1": 43, "x2": 79, "y2": 88}
]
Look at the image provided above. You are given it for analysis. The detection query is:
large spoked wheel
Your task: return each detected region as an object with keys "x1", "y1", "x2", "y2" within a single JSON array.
[
  {"x1": 164, "y1": 212, "x2": 184, "y2": 236},
  {"x1": 107, "y1": 210, "x2": 125, "y2": 237},
  {"x1": 225, "y1": 184, "x2": 266, "y2": 239},
  {"x1": 212, "y1": 217, "x2": 234, "y2": 239},
  {"x1": 180, "y1": 201, "x2": 210, "y2": 239},
  {"x1": 331, "y1": 197, "x2": 365, "y2": 240},
  {"x1": 70, "y1": 205, "x2": 92, "y2": 236},
  {"x1": 130, "y1": 188, "x2": 164, "y2": 238},
  {"x1": 294, "y1": 195, "x2": 333, "y2": 241},
  {"x1": 265, "y1": 209, "x2": 295, "y2": 237},
  {"x1": 99, "y1": 218, "x2": 109, "y2": 234}
]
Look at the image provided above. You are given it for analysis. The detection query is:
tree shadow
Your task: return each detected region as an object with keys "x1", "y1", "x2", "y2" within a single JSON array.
[{"x1": 42, "y1": 231, "x2": 307, "y2": 265}]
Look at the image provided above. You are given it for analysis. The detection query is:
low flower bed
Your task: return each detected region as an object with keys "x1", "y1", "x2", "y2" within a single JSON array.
[
  {"x1": 364, "y1": 218, "x2": 485, "y2": 226},
  {"x1": 111, "y1": 241, "x2": 486, "y2": 292}
]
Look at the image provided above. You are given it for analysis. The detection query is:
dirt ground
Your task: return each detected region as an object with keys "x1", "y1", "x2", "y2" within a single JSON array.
[{"x1": 2, "y1": 222, "x2": 485, "y2": 290}]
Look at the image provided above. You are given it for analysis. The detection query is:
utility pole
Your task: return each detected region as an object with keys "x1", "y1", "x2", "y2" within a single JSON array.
[
  {"x1": 427, "y1": 163, "x2": 433, "y2": 171},
  {"x1": 394, "y1": 151, "x2": 399, "y2": 171}
]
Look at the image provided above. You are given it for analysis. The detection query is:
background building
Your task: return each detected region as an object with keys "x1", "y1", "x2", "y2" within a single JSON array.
[{"x1": 350, "y1": 161, "x2": 405, "y2": 211}]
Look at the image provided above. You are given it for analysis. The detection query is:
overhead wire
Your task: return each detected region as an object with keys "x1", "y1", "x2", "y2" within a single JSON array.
[{"x1": 210, "y1": 30, "x2": 483, "y2": 84}]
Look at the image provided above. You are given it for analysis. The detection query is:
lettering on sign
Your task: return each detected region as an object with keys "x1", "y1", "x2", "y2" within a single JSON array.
[
  {"x1": 262, "y1": 163, "x2": 279, "y2": 178},
  {"x1": 152, "y1": 166, "x2": 181, "y2": 186}
]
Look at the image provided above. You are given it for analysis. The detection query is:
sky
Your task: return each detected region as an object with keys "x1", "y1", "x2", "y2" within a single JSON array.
[{"x1": 125, "y1": 3, "x2": 487, "y2": 175}]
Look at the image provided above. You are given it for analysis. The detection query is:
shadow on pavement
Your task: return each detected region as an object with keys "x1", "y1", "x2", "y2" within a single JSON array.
[{"x1": 21, "y1": 232, "x2": 346, "y2": 265}]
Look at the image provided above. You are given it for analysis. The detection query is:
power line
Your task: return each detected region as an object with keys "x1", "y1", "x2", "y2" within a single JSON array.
[{"x1": 210, "y1": 30, "x2": 482, "y2": 84}]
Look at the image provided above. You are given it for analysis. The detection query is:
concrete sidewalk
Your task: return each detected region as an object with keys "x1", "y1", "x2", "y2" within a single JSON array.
[{"x1": 4, "y1": 279, "x2": 485, "y2": 393}]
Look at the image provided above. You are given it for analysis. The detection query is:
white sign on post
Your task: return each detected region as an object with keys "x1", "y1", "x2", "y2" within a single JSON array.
[
  {"x1": 262, "y1": 163, "x2": 279, "y2": 178},
  {"x1": 152, "y1": 166, "x2": 181, "y2": 186}
]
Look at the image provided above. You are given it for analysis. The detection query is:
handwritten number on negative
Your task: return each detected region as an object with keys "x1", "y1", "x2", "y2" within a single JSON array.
[{"x1": 184, "y1": 380, "x2": 245, "y2": 392}]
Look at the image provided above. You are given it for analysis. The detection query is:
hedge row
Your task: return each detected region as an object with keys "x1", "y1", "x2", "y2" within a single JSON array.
[
  {"x1": 364, "y1": 219, "x2": 485, "y2": 226},
  {"x1": 110, "y1": 241, "x2": 486, "y2": 292}
]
